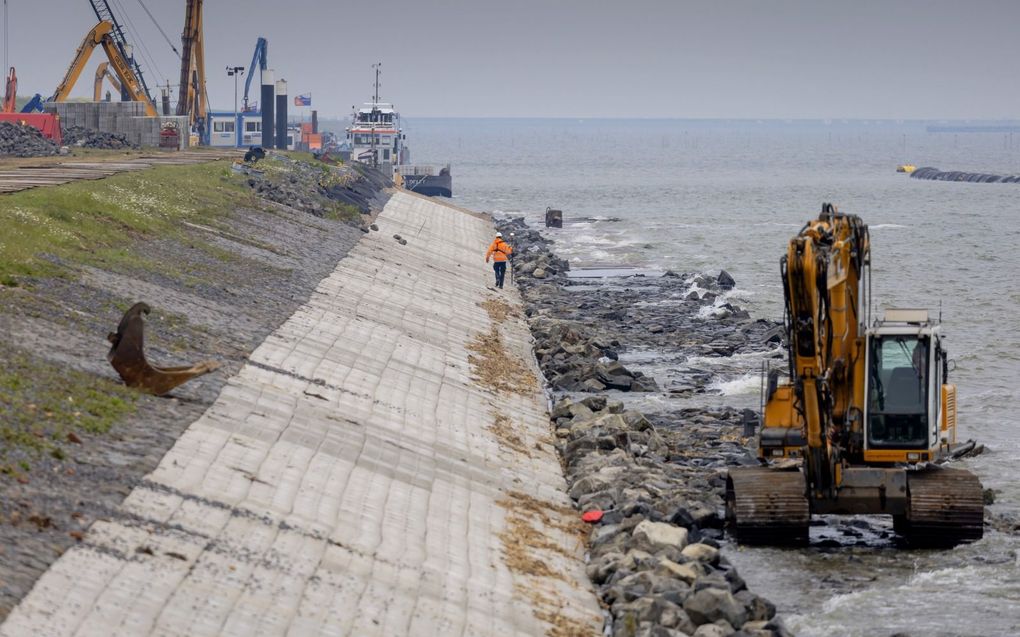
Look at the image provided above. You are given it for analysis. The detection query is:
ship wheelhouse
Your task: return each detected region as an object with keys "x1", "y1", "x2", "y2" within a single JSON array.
[{"x1": 345, "y1": 103, "x2": 406, "y2": 170}]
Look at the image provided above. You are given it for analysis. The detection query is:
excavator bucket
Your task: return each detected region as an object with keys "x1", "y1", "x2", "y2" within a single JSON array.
[{"x1": 107, "y1": 302, "x2": 220, "y2": 396}]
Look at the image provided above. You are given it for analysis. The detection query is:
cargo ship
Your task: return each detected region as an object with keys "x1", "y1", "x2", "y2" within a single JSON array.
[{"x1": 343, "y1": 68, "x2": 452, "y2": 197}]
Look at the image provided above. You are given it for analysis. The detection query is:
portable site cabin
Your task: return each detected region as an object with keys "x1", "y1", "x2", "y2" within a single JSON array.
[
  {"x1": 204, "y1": 111, "x2": 265, "y2": 147},
  {"x1": 205, "y1": 111, "x2": 304, "y2": 149}
]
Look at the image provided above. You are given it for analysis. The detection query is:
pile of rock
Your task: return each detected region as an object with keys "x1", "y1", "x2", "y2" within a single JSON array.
[
  {"x1": 498, "y1": 215, "x2": 796, "y2": 634},
  {"x1": 62, "y1": 125, "x2": 136, "y2": 150},
  {"x1": 0, "y1": 122, "x2": 59, "y2": 157},
  {"x1": 500, "y1": 217, "x2": 570, "y2": 284},
  {"x1": 532, "y1": 319, "x2": 659, "y2": 392},
  {"x1": 495, "y1": 216, "x2": 784, "y2": 397},
  {"x1": 324, "y1": 161, "x2": 393, "y2": 214},
  {"x1": 553, "y1": 395, "x2": 790, "y2": 637},
  {"x1": 245, "y1": 153, "x2": 391, "y2": 219}
]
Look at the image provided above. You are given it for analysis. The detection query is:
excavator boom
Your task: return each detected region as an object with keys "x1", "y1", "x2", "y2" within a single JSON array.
[
  {"x1": 93, "y1": 62, "x2": 122, "y2": 102},
  {"x1": 52, "y1": 21, "x2": 157, "y2": 116}
]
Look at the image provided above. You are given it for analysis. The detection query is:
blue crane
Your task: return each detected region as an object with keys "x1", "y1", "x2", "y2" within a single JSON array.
[{"x1": 242, "y1": 37, "x2": 268, "y2": 112}]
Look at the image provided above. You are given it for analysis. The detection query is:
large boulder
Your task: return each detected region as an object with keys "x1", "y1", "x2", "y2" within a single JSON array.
[
  {"x1": 632, "y1": 520, "x2": 689, "y2": 551},
  {"x1": 683, "y1": 588, "x2": 748, "y2": 628},
  {"x1": 681, "y1": 543, "x2": 720, "y2": 564}
]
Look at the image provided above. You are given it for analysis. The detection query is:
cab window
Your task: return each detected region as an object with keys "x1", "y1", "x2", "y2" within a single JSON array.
[{"x1": 867, "y1": 335, "x2": 929, "y2": 449}]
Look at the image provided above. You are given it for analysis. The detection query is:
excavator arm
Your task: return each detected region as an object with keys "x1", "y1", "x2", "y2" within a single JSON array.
[
  {"x1": 3, "y1": 67, "x2": 16, "y2": 113},
  {"x1": 52, "y1": 21, "x2": 157, "y2": 116},
  {"x1": 780, "y1": 205, "x2": 869, "y2": 497},
  {"x1": 93, "y1": 62, "x2": 122, "y2": 102}
]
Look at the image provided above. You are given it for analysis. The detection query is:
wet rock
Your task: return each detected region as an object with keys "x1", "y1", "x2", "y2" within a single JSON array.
[
  {"x1": 717, "y1": 270, "x2": 736, "y2": 290},
  {"x1": 658, "y1": 559, "x2": 701, "y2": 584},
  {"x1": 681, "y1": 543, "x2": 720, "y2": 564},
  {"x1": 497, "y1": 216, "x2": 787, "y2": 634},
  {"x1": 692, "y1": 621, "x2": 734, "y2": 637},
  {"x1": 633, "y1": 520, "x2": 689, "y2": 551},
  {"x1": 735, "y1": 590, "x2": 775, "y2": 621},
  {"x1": 684, "y1": 587, "x2": 748, "y2": 628}
]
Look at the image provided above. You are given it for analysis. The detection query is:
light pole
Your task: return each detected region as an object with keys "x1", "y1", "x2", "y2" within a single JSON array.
[{"x1": 226, "y1": 66, "x2": 244, "y2": 147}]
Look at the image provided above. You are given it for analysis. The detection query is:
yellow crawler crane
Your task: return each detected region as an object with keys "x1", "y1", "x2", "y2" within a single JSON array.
[
  {"x1": 52, "y1": 21, "x2": 157, "y2": 116},
  {"x1": 726, "y1": 204, "x2": 984, "y2": 547}
]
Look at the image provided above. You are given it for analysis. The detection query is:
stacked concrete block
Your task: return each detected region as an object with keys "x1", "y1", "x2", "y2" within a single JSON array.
[
  {"x1": 43, "y1": 102, "x2": 190, "y2": 150},
  {"x1": 125, "y1": 115, "x2": 190, "y2": 150}
]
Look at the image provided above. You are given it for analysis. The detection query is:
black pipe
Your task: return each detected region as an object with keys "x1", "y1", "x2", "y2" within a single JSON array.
[
  {"x1": 275, "y1": 81, "x2": 287, "y2": 150},
  {"x1": 260, "y1": 69, "x2": 274, "y2": 149}
]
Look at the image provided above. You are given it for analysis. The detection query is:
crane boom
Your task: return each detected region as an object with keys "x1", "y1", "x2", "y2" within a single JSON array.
[
  {"x1": 52, "y1": 21, "x2": 157, "y2": 117},
  {"x1": 242, "y1": 37, "x2": 268, "y2": 112},
  {"x1": 88, "y1": 0, "x2": 153, "y2": 104},
  {"x1": 176, "y1": 0, "x2": 207, "y2": 127}
]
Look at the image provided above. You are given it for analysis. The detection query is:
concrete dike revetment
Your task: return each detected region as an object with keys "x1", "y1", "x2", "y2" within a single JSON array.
[{"x1": 1, "y1": 191, "x2": 603, "y2": 636}]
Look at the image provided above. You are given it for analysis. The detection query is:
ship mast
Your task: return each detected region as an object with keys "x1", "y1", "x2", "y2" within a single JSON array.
[{"x1": 371, "y1": 62, "x2": 381, "y2": 168}]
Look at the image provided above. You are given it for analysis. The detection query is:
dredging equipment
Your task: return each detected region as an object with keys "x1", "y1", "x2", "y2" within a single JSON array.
[{"x1": 726, "y1": 204, "x2": 983, "y2": 547}]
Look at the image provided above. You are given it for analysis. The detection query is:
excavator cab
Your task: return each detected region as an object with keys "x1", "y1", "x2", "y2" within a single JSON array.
[{"x1": 864, "y1": 309, "x2": 955, "y2": 462}]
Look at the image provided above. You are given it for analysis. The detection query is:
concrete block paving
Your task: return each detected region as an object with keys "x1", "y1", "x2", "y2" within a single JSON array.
[{"x1": 1, "y1": 192, "x2": 602, "y2": 636}]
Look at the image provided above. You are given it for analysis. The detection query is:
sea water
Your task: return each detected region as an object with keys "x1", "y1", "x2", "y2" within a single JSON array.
[{"x1": 409, "y1": 118, "x2": 1020, "y2": 636}]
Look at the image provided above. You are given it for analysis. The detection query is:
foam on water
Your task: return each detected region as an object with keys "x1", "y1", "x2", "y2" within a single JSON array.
[{"x1": 707, "y1": 373, "x2": 761, "y2": 396}]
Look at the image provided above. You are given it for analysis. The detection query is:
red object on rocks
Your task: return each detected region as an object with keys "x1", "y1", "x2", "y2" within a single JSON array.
[{"x1": 582, "y1": 510, "x2": 604, "y2": 523}]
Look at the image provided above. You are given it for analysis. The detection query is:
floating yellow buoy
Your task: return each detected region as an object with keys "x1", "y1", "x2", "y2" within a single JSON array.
[{"x1": 897, "y1": 164, "x2": 916, "y2": 174}]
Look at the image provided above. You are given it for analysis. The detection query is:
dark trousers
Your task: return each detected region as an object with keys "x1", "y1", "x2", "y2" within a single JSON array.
[{"x1": 493, "y1": 261, "x2": 507, "y2": 288}]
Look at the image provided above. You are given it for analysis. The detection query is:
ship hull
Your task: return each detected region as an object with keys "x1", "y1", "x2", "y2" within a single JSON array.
[{"x1": 402, "y1": 171, "x2": 452, "y2": 198}]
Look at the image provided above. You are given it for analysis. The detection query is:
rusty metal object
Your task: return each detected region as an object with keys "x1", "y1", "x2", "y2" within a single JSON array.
[
  {"x1": 726, "y1": 466, "x2": 810, "y2": 545},
  {"x1": 107, "y1": 302, "x2": 220, "y2": 396},
  {"x1": 896, "y1": 467, "x2": 984, "y2": 547}
]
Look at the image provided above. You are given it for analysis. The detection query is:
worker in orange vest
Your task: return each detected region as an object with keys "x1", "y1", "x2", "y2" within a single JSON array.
[{"x1": 484, "y1": 231, "x2": 513, "y2": 289}]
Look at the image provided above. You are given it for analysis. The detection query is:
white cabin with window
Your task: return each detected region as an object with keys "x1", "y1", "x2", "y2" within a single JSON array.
[{"x1": 204, "y1": 111, "x2": 264, "y2": 148}]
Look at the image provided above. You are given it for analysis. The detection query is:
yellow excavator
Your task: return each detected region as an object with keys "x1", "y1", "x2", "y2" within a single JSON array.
[
  {"x1": 727, "y1": 204, "x2": 984, "y2": 547},
  {"x1": 52, "y1": 21, "x2": 157, "y2": 116},
  {"x1": 93, "y1": 62, "x2": 122, "y2": 102}
]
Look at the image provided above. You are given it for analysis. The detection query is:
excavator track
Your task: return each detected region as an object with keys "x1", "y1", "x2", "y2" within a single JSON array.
[
  {"x1": 896, "y1": 467, "x2": 984, "y2": 547},
  {"x1": 726, "y1": 466, "x2": 810, "y2": 545}
]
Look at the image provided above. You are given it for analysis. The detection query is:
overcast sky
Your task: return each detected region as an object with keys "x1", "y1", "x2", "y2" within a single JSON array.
[{"x1": 3, "y1": 0, "x2": 1019, "y2": 119}]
